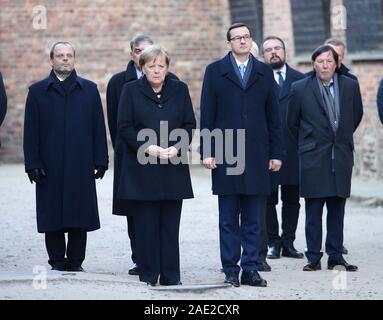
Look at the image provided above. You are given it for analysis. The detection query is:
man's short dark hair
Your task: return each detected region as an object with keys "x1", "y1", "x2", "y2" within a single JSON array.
[
  {"x1": 130, "y1": 35, "x2": 154, "y2": 51},
  {"x1": 50, "y1": 42, "x2": 75, "y2": 59},
  {"x1": 324, "y1": 38, "x2": 346, "y2": 48},
  {"x1": 311, "y1": 44, "x2": 339, "y2": 67},
  {"x1": 261, "y1": 36, "x2": 286, "y2": 53},
  {"x1": 226, "y1": 23, "x2": 252, "y2": 41}
]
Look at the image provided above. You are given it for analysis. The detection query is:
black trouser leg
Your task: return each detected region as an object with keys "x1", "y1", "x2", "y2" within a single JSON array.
[
  {"x1": 159, "y1": 200, "x2": 182, "y2": 284},
  {"x1": 325, "y1": 197, "x2": 346, "y2": 262},
  {"x1": 280, "y1": 184, "x2": 301, "y2": 248},
  {"x1": 45, "y1": 231, "x2": 66, "y2": 270},
  {"x1": 305, "y1": 198, "x2": 325, "y2": 264},
  {"x1": 66, "y1": 229, "x2": 87, "y2": 269},
  {"x1": 266, "y1": 189, "x2": 281, "y2": 246},
  {"x1": 126, "y1": 216, "x2": 137, "y2": 264},
  {"x1": 134, "y1": 202, "x2": 161, "y2": 284}
]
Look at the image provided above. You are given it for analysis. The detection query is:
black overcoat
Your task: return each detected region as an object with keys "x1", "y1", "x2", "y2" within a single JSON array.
[
  {"x1": 113, "y1": 76, "x2": 195, "y2": 208},
  {"x1": 23, "y1": 71, "x2": 108, "y2": 232},
  {"x1": 200, "y1": 53, "x2": 285, "y2": 196},
  {"x1": 270, "y1": 64, "x2": 305, "y2": 189},
  {"x1": 287, "y1": 74, "x2": 363, "y2": 198}
]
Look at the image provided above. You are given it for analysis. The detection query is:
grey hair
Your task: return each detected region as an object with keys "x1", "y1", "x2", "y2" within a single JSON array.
[
  {"x1": 324, "y1": 38, "x2": 346, "y2": 48},
  {"x1": 139, "y1": 45, "x2": 170, "y2": 68},
  {"x1": 130, "y1": 35, "x2": 154, "y2": 51}
]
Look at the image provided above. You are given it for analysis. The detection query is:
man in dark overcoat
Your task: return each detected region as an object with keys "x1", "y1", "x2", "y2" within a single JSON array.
[
  {"x1": 200, "y1": 23, "x2": 285, "y2": 287},
  {"x1": 287, "y1": 45, "x2": 363, "y2": 272},
  {"x1": 23, "y1": 42, "x2": 108, "y2": 271},
  {"x1": 377, "y1": 78, "x2": 383, "y2": 125},
  {"x1": 261, "y1": 36, "x2": 305, "y2": 264}
]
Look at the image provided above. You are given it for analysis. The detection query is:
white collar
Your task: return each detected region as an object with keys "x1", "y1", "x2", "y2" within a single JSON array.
[{"x1": 235, "y1": 58, "x2": 249, "y2": 68}]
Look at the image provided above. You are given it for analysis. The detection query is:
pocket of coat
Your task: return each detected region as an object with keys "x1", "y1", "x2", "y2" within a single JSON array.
[{"x1": 298, "y1": 141, "x2": 316, "y2": 154}]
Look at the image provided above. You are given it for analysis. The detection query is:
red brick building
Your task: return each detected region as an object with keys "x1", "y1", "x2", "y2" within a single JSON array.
[{"x1": 1, "y1": 0, "x2": 382, "y2": 179}]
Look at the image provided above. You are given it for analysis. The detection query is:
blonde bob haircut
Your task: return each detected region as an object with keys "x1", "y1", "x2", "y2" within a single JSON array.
[{"x1": 139, "y1": 45, "x2": 170, "y2": 69}]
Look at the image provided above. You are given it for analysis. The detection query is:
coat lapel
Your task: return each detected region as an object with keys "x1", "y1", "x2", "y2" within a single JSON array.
[
  {"x1": 220, "y1": 53, "x2": 244, "y2": 90},
  {"x1": 138, "y1": 75, "x2": 177, "y2": 104},
  {"x1": 245, "y1": 57, "x2": 264, "y2": 90}
]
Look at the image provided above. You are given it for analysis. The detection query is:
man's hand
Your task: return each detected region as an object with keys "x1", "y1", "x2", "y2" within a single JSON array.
[
  {"x1": 202, "y1": 157, "x2": 217, "y2": 170},
  {"x1": 27, "y1": 168, "x2": 46, "y2": 184},
  {"x1": 269, "y1": 159, "x2": 282, "y2": 172},
  {"x1": 146, "y1": 145, "x2": 178, "y2": 159},
  {"x1": 94, "y1": 166, "x2": 107, "y2": 179}
]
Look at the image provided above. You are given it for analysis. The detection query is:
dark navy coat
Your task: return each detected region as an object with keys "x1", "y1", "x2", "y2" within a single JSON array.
[
  {"x1": 0, "y1": 72, "x2": 6, "y2": 127},
  {"x1": 23, "y1": 71, "x2": 109, "y2": 233},
  {"x1": 114, "y1": 76, "x2": 195, "y2": 207},
  {"x1": 377, "y1": 79, "x2": 383, "y2": 125},
  {"x1": 287, "y1": 74, "x2": 363, "y2": 198},
  {"x1": 270, "y1": 64, "x2": 305, "y2": 189},
  {"x1": 200, "y1": 53, "x2": 285, "y2": 196}
]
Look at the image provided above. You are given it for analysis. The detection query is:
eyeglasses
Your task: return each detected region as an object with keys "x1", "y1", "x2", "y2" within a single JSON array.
[
  {"x1": 263, "y1": 46, "x2": 285, "y2": 53},
  {"x1": 230, "y1": 34, "x2": 251, "y2": 42},
  {"x1": 133, "y1": 48, "x2": 144, "y2": 55}
]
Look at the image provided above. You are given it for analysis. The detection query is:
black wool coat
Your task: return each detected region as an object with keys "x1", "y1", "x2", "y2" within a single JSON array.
[
  {"x1": 270, "y1": 64, "x2": 305, "y2": 189},
  {"x1": 287, "y1": 74, "x2": 363, "y2": 198},
  {"x1": 113, "y1": 76, "x2": 195, "y2": 210},
  {"x1": 23, "y1": 71, "x2": 109, "y2": 232}
]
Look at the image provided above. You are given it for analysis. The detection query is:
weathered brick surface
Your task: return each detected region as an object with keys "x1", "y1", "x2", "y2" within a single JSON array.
[
  {"x1": 1, "y1": 0, "x2": 383, "y2": 180},
  {"x1": 0, "y1": 0, "x2": 230, "y2": 162}
]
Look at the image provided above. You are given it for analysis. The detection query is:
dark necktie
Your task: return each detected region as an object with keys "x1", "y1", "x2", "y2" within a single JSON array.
[{"x1": 277, "y1": 71, "x2": 284, "y2": 87}]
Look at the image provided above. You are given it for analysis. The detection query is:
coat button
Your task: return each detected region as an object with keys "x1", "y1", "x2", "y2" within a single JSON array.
[{"x1": 158, "y1": 104, "x2": 163, "y2": 108}]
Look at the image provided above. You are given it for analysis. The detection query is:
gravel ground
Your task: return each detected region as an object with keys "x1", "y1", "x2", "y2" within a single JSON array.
[{"x1": 0, "y1": 163, "x2": 382, "y2": 300}]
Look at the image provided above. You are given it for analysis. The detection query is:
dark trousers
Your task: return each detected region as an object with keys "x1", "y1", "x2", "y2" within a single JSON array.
[
  {"x1": 126, "y1": 216, "x2": 137, "y2": 264},
  {"x1": 133, "y1": 200, "x2": 182, "y2": 284},
  {"x1": 305, "y1": 197, "x2": 346, "y2": 263},
  {"x1": 266, "y1": 185, "x2": 300, "y2": 247},
  {"x1": 218, "y1": 194, "x2": 266, "y2": 273},
  {"x1": 45, "y1": 229, "x2": 87, "y2": 270}
]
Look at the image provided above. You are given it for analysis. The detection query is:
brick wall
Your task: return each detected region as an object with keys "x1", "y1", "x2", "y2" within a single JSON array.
[{"x1": 0, "y1": 0, "x2": 231, "y2": 162}]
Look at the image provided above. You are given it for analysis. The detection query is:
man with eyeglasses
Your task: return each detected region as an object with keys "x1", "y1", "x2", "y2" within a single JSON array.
[
  {"x1": 287, "y1": 45, "x2": 363, "y2": 272},
  {"x1": 261, "y1": 36, "x2": 305, "y2": 264},
  {"x1": 107, "y1": 35, "x2": 179, "y2": 276},
  {"x1": 200, "y1": 23, "x2": 285, "y2": 287}
]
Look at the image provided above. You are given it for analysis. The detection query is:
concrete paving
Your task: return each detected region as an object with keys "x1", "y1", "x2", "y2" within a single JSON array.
[{"x1": 0, "y1": 163, "x2": 382, "y2": 300}]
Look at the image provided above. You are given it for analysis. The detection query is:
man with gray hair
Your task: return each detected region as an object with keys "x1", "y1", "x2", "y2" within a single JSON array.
[{"x1": 107, "y1": 35, "x2": 178, "y2": 276}]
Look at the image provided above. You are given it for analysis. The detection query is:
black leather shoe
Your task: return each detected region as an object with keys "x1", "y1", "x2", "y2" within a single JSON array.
[
  {"x1": 241, "y1": 270, "x2": 267, "y2": 287},
  {"x1": 267, "y1": 245, "x2": 281, "y2": 259},
  {"x1": 66, "y1": 266, "x2": 84, "y2": 272},
  {"x1": 51, "y1": 266, "x2": 66, "y2": 271},
  {"x1": 224, "y1": 272, "x2": 240, "y2": 287},
  {"x1": 328, "y1": 260, "x2": 358, "y2": 272},
  {"x1": 160, "y1": 280, "x2": 182, "y2": 286},
  {"x1": 303, "y1": 261, "x2": 321, "y2": 271},
  {"x1": 146, "y1": 281, "x2": 156, "y2": 287},
  {"x1": 281, "y1": 246, "x2": 304, "y2": 259},
  {"x1": 342, "y1": 246, "x2": 349, "y2": 255},
  {"x1": 255, "y1": 261, "x2": 271, "y2": 272},
  {"x1": 128, "y1": 263, "x2": 139, "y2": 275}
]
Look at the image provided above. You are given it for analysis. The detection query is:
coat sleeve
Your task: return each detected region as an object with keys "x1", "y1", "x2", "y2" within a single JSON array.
[
  {"x1": 199, "y1": 65, "x2": 217, "y2": 159},
  {"x1": 0, "y1": 72, "x2": 6, "y2": 126},
  {"x1": 117, "y1": 84, "x2": 147, "y2": 152},
  {"x1": 106, "y1": 76, "x2": 118, "y2": 148},
  {"x1": 23, "y1": 89, "x2": 44, "y2": 171},
  {"x1": 266, "y1": 79, "x2": 285, "y2": 161},
  {"x1": 93, "y1": 87, "x2": 109, "y2": 168},
  {"x1": 352, "y1": 81, "x2": 363, "y2": 131},
  {"x1": 377, "y1": 79, "x2": 383, "y2": 125},
  {"x1": 181, "y1": 84, "x2": 196, "y2": 145},
  {"x1": 287, "y1": 83, "x2": 301, "y2": 141}
]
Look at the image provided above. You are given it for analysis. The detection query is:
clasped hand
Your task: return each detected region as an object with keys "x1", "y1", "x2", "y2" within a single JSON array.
[{"x1": 146, "y1": 145, "x2": 178, "y2": 159}]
